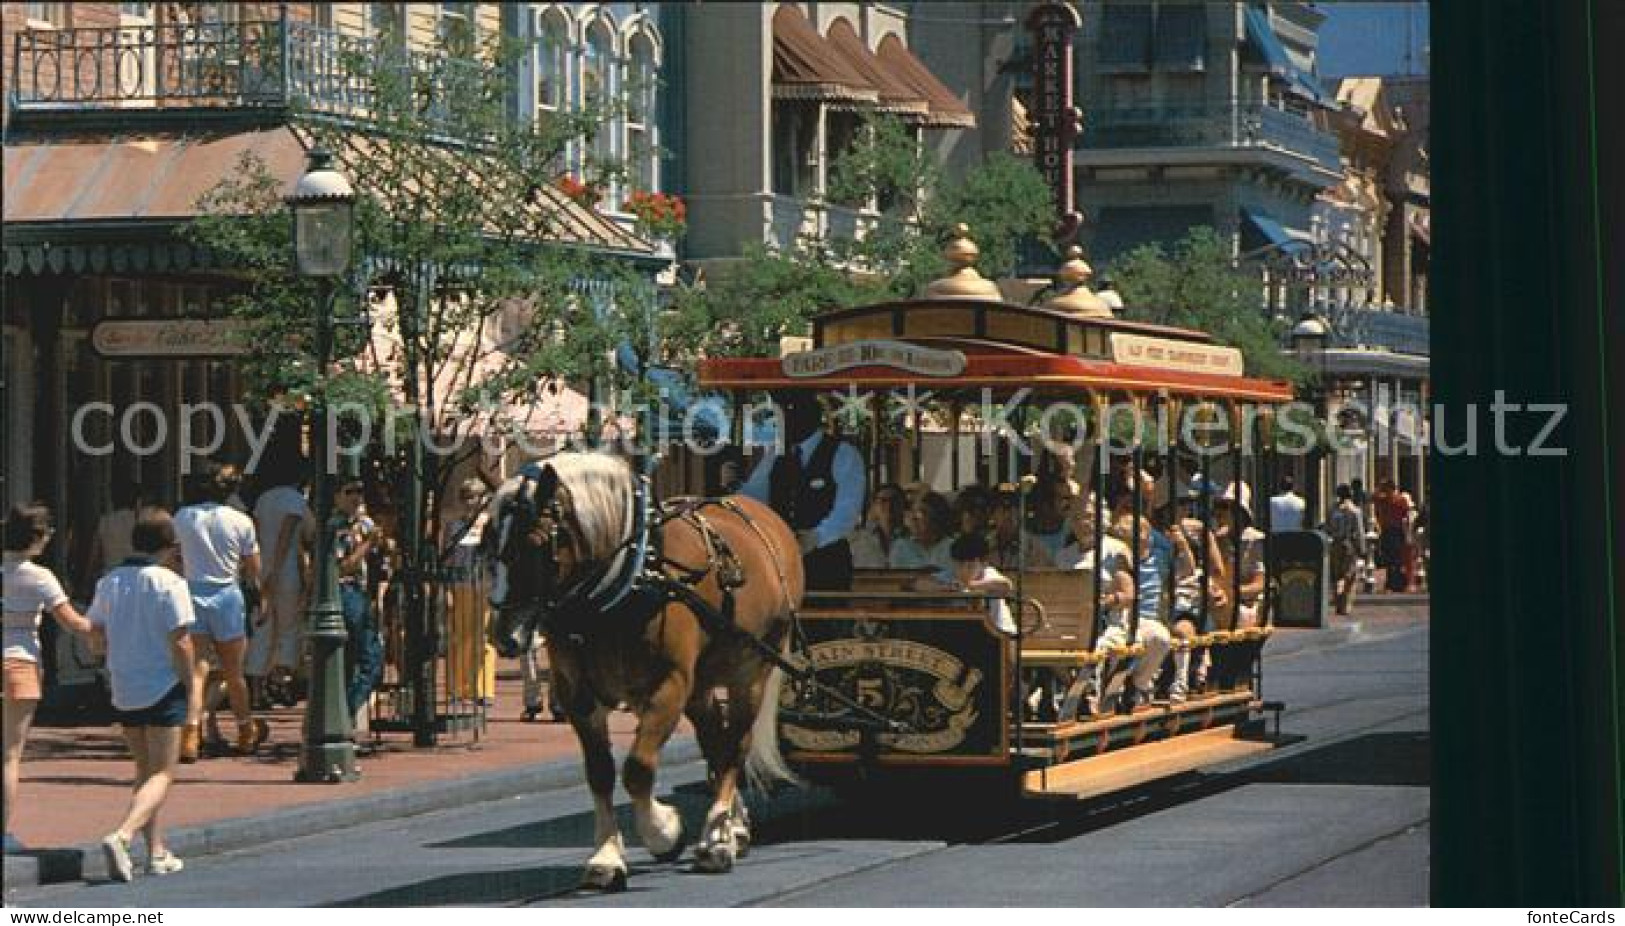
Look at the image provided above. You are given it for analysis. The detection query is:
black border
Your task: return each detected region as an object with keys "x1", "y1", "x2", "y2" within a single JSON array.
[{"x1": 1432, "y1": 0, "x2": 1624, "y2": 904}]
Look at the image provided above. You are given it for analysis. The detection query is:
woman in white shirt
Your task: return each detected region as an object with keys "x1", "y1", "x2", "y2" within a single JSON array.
[
  {"x1": 888, "y1": 491, "x2": 955, "y2": 572},
  {"x1": 174, "y1": 463, "x2": 263, "y2": 761},
  {"x1": 3, "y1": 505, "x2": 95, "y2": 843}
]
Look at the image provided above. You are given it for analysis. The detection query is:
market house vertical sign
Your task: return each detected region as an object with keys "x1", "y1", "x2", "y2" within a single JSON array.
[{"x1": 1027, "y1": 2, "x2": 1082, "y2": 241}]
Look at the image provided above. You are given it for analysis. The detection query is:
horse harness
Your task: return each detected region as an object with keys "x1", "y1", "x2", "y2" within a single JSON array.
[{"x1": 511, "y1": 464, "x2": 902, "y2": 734}]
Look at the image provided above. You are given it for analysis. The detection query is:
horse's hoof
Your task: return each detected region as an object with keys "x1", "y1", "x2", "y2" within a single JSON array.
[
  {"x1": 639, "y1": 801, "x2": 685, "y2": 861},
  {"x1": 581, "y1": 864, "x2": 628, "y2": 892},
  {"x1": 692, "y1": 843, "x2": 735, "y2": 874},
  {"x1": 651, "y1": 842, "x2": 685, "y2": 864}
]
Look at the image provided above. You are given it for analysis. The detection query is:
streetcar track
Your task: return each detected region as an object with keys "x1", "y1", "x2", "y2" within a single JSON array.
[{"x1": 1223, "y1": 816, "x2": 1430, "y2": 907}]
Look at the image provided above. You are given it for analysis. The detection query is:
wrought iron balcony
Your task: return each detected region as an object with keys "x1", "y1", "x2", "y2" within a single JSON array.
[
  {"x1": 9, "y1": 16, "x2": 489, "y2": 131},
  {"x1": 1079, "y1": 102, "x2": 1342, "y2": 174}
]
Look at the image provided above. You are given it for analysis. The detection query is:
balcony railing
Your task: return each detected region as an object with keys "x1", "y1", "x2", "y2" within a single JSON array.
[
  {"x1": 764, "y1": 195, "x2": 882, "y2": 252},
  {"x1": 10, "y1": 17, "x2": 490, "y2": 132},
  {"x1": 1080, "y1": 102, "x2": 1342, "y2": 173}
]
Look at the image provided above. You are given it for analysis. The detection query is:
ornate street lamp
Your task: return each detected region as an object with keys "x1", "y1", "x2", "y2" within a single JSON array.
[
  {"x1": 1291, "y1": 312, "x2": 1332, "y2": 524},
  {"x1": 288, "y1": 149, "x2": 360, "y2": 784}
]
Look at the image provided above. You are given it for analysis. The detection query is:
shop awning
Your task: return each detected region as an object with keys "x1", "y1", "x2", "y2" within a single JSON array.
[
  {"x1": 875, "y1": 34, "x2": 977, "y2": 129},
  {"x1": 772, "y1": 5, "x2": 879, "y2": 107},
  {"x1": 824, "y1": 18, "x2": 930, "y2": 118},
  {"x1": 1242, "y1": 207, "x2": 1311, "y2": 256},
  {"x1": 3, "y1": 128, "x2": 307, "y2": 224},
  {"x1": 3, "y1": 126, "x2": 656, "y2": 261}
]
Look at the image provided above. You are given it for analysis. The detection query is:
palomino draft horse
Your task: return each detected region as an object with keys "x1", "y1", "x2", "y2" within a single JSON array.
[{"x1": 487, "y1": 452, "x2": 805, "y2": 889}]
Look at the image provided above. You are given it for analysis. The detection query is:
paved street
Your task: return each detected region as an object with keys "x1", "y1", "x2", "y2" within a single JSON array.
[{"x1": 9, "y1": 606, "x2": 1427, "y2": 908}]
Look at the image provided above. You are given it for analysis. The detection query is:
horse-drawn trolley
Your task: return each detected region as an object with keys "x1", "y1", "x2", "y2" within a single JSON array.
[{"x1": 698, "y1": 231, "x2": 1296, "y2": 801}]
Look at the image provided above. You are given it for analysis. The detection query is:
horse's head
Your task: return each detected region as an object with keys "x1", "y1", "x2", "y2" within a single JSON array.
[{"x1": 487, "y1": 453, "x2": 634, "y2": 656}]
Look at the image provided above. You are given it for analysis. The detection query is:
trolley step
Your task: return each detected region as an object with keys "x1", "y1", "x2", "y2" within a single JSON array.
[{"x1": 1021, "y1": 725, "x2": 1276, "y2": 801}]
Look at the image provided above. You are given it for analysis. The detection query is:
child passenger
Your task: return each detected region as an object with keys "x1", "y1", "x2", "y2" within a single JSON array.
[{"x1": 916, "y1": 533, "x2": 1017, "y2": 635}]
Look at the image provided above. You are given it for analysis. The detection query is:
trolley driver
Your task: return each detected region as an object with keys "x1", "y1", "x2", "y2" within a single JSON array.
[{"x1": 739, "y1": 394, "x2": 865, "y2": 592}]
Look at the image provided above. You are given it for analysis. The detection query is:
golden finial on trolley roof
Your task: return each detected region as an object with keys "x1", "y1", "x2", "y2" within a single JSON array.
[
  {"x1": 1043, "y1": 245, "x2": 1114, "y2": 317},
  {"x1": 924, "y1": 223, "x2": 1002, "y2": 299}
]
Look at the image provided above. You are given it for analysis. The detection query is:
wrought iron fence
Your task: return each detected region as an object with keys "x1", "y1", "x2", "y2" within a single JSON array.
[
  {"x1": 1080, "y1": 102, "x2": 1342, "y2": 172},
  {"x1": 12, "y1": 18, "x2": 285, "y2": 108},
  {"x1": 11, "y1": 16, "x2": 494, "y2": 133}
]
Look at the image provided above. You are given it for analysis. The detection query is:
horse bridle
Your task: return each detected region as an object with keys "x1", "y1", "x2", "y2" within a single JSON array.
[{"x1": 497, "y1": 476, "x2": 575, "y2": 613}]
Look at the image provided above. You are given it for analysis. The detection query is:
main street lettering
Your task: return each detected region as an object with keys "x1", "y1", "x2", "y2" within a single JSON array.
[
  {"x1": 781, "y1": 340, "x2": 967, "y2": 378},
  {"x1": 782, "y1": 636, "x2": 986, "y2": 754},
  {"x1": 91, "y1": 319, "x2": 249, "y2": 357},
  {"x1": 1110, "y1": 332, "x2": 1245, "y2": 377}
]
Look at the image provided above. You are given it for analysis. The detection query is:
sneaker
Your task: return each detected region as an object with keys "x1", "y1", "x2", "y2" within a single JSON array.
[
  {"x1": 102, "y1": 832, "x2": 134, "y2": 882},
  {"x1": 146, "y1": 850, "x2": 184, "y2": 876}
]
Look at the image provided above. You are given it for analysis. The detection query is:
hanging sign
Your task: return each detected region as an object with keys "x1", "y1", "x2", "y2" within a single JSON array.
[
  {"x1": 1027, "y1": 2, "x2": 1083, "y2": 241},
  {"x1": 781, "y1": 340, "x2": 968, "y2": 378},
  {"x1": 91, "y1": 319, "x2": 249, "y2": 357}
]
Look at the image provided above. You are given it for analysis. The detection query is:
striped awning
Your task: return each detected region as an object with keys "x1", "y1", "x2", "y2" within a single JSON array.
[
  {"x1": 875, "y1": 34, "x2": 977, "y2": 129},
  {"x1": 823, "y1": 18, "x2": 930, "y2": 118},
  {"x1": 772, "y1": 5, "x2": 879, "y2": 106}
]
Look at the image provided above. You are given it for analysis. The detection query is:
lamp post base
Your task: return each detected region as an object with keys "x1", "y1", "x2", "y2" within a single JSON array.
[{"x1": 294, "y1": 742, "x2": 360, "y2": 783}]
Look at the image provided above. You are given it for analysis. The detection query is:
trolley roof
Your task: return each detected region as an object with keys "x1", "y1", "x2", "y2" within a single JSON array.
[
  {"x1": 699, "y1": 296, "x2": 1293, "y2": 404},
  {"x1": 700, "y1": 229, "x2": 1293, "y2": 403}
]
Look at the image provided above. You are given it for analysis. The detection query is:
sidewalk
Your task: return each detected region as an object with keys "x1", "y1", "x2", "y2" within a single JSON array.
[{"x1": 5, "y1": 660, "x2": 669, "y2": 890}]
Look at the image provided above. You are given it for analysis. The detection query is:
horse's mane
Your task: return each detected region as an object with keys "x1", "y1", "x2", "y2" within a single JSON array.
[{"x1": 545, "y1": 452, "x2": 634, "y2": 565}]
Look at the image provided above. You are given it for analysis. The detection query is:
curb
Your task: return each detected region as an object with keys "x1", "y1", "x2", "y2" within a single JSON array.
[{"x1": 3, "y1": 737, "x2": 701, "y2": 892}]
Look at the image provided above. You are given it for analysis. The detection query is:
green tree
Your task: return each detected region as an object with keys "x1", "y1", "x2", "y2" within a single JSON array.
[
  {"x1": 186, "y1": 31, "x2": 663, "y2": 468},
  {"x1": 673, "y1": 114, "x2": 1056, "y2": 357},
  {"x1": 1108, "y1": 227, "x2": 1305, "y2": 381}
]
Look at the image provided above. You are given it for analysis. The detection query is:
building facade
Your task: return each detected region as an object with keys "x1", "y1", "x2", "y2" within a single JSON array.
[
  {"x1": 1308, "y1": 74, "x2": 1431, "y2": 520},
  {"x1": 2, "y1": 2, "x2": 665, "y2": 593},
  {"x1": 669, "y1": 2, "x2": 975, "y2": 265},
  {"x1": 1071, "y1": 0, "x2": 1341, "y2": 266}
]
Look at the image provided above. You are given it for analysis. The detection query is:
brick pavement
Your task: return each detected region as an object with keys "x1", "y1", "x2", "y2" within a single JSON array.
[
  {"x1": 10, "y1": 661, "x2": 645, "y2": 851},
  {"x1": 10, "y1": 596, "x2": 1427, "y2": 854}
]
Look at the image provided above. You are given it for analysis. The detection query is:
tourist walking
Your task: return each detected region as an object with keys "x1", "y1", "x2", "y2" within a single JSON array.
[
  {"x1": 247, "y1": 456, "x2": 312, "y2": 709},
  {"x1": 87, "y1": 509, "x2": 195, "y2": 881},
  {"x1": 175, "y1": 463, "x2": 266, "y2": 760},
  {"x1": 3, "y1": 505, "x2": 96, "y2": 845}
]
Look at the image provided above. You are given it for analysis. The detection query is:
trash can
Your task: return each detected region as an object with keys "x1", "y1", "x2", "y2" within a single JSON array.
[{"x1": 1269, "y1": 530, "x2": 1330, "y2": 628}]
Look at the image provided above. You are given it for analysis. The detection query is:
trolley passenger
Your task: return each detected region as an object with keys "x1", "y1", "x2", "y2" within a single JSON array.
[
  {"x1": 952, "y1": 485, "x2": 994, "y2": 537},
  {"x1": 914, "y1": 533, "x2": 1016, "y2": 635},
  {"x1": 848, "y1": 483, "x2": 908, "y2": 569},
  {"x1": 1168, "y1": 479, "x2": 1228, "y2": 702},
  {"x1": 1213, "y1": 486, "x2": 1266, "y2": 629},
  {"x1": 1096, "y1": 514, "x2": 1175, "y2": 710},
  {"x1": 988, "y1": 485, "x2": 1052, "y2": 570},
  {"x1": 888, "y1": 491, "x2": 955, "y2": 572}
]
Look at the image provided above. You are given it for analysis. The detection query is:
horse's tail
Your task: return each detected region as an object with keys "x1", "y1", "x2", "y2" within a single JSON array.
[{"x1": 744, "y1": 637, "x2": 801, "y2": 791}]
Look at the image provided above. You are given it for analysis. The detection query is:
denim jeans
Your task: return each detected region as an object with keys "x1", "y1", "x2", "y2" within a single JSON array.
[{"x1": 340, "y1": 583, "x2": 383, "y2": 716}]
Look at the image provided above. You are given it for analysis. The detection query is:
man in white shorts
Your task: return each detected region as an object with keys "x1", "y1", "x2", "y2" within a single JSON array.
[{"x1": 174, "y1": 462, "x2": 264, "y2": 760}]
